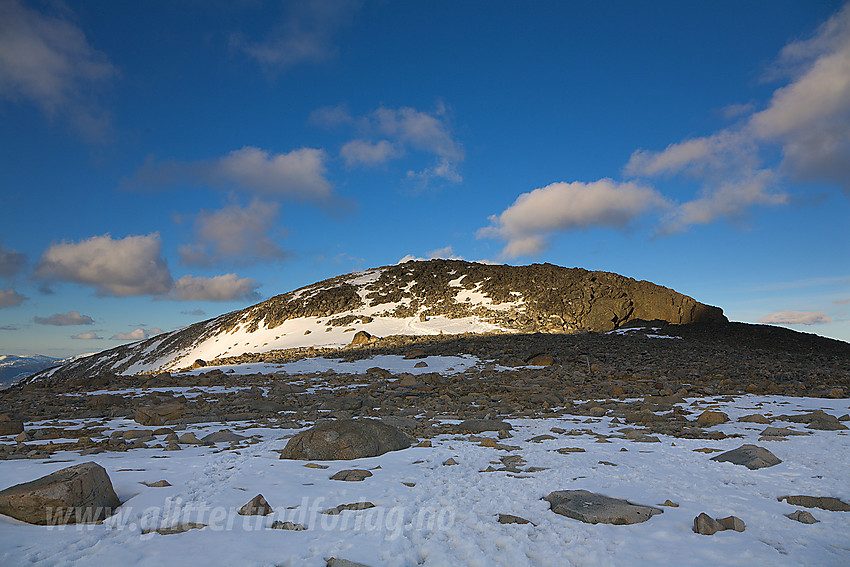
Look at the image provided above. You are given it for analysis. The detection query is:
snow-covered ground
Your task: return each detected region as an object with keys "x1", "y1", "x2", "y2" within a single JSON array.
[{"x1": 1, "y1": 356, "x2": 849, "y2": 566}]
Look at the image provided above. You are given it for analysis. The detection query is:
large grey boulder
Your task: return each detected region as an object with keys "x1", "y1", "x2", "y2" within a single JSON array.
[
  {"x1": 0, "y1": 462, "x2": 120, "y2": 524},
  {"x1": 457, "y1": 419, "x2": 512, "y2": 434},
  {"x1": 280, "y1": 419, "x2": 411, "y2": 460},
  {"x1": 710, "y1": 444, "x2": 781, "y2": 470},
  {"x1": 544, "y1": 490, "x2": 662, "y2": 525}
]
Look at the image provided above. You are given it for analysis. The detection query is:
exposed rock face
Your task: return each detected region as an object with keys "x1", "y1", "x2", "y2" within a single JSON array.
[
  {"x1": 544, "y1": 490, "x2": 662, "y2": 525},
  {"x1": 280, "y1": 419, "x2": 411, "y2": 460},
  {"x1": 0, "y1": 462, "x2": 120, "y2": 524},
  {"x1": 27, "y1": 260, "x2": 726, "y2": 382}
]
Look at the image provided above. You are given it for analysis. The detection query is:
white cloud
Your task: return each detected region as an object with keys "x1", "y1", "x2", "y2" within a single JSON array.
[
  {"x1": 341, "y1": 139, "x2": 398, "y2": 166},
  {"x1": 178, "y1": 200, "x2": 289, "y2": 266},
  {"x1": 111, "y1": 328, "x2": 163, "y2": 341},
  {"x1": 35, "y1": 233, "x2": 172, "y2": 297},
  {"x1": 758, "y1": 311, "x2": 833, "y2": 325},
  {"x1": 0, "y1": 287, "x2": 26, "y2": 308},
  {"x1": 0, "y1": 0, "x2": 115, "y2": 137},
  {"x1": 72, "y1": 331, "x2": 102, "y2": 340},
  {"x1": 426, "y1": 246, "x2": 463, "y2": 260},
  {"x1": 133, "y1": 146, "x2": 333, "y2": 202},
  {"x1": 0, "y1": 243, "x2": 26, "y2": 277},
  {"x1": 317, "y1": 104, "x2": 464, "y2": 183},
  {"x1": 234, "y1": 0, "x2": 360, "y2": 71},
  {"x1": 171, "y1": 274, "x2": 260, "y2": 302},
  {"x1": 34, "y1": 311, "x2": 93, "y2": 326},
  {"x1": 479, "y1": 179, "x2": 669, "y2": 258}
]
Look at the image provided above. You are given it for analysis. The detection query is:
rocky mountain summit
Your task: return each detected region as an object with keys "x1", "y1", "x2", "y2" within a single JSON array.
[{"x1": 30, "y1": 260, "x2": 725, "y2": 382}]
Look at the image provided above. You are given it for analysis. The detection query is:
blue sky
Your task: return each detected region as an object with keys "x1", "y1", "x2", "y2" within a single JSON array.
[{"x1": 1, "y1": 0, "x2": 849, "y2": 358}]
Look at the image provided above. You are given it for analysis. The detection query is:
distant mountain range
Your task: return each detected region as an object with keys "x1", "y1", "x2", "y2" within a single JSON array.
[
  {"x1": 0, "y1": 354, "x2": 61, "y2": 387},
  {"x1": 26, "y1": 260, "x2": 726, "y2": 383}
]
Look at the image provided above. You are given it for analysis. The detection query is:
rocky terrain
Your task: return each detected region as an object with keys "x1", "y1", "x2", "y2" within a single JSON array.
[{"x1": 0, "y1": 262, "x2": 848, "y2": 566}]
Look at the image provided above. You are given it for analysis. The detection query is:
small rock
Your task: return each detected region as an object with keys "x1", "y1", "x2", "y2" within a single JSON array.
[
  {"x1": 270, "y1": 520, "x2": 307, "y2": 531},
  {"x1": 327, "y1": 558, "x2": 372, "y2": 567},
  {"x1": 544, "y1": 490, "x2": 662, "y2": 525},
  {"x1": 661, "y1": 500, "x2": 679, "y2": 507},
  {"x1": 178, "y1": 432, "x2": 201, "y2": 444},
  {"x1": 718, "y1": 515, "x2": 745, "y2": 532},
  {"x1": 778, "y1": 495, "x2": 850, "y2": 511},
  {"x1": 322, "y1": 502, "x2": 375, "y2": 515},
  {"x1": 238, "y1": 494, "x2": 273, "y2": 516},
  {"x1": 785, "y1": 510, "x2": 819, "y2": 524},
  {"x1": 201, "y1": 430, "x2": 247, "y2": 444},
  {"x1": 330, "y1": 469, "x2": 372, "y2": 482},
  {"x1": 304, "y1": 463, "x2": 330, "y2": 469},
  {"x1": 696, "y1": 410, "x2": 729, "y2": 427},
  {"x1": 143, "y1": 522, "x2": 206, "y2": 535},
  {"x1": 693, "y1": 512, "x2": 720, "y2": 535},
  {"x1": 443, "y1": 458, "x2": 458, "y2": 466},
  {"x1": 413, "y1": 361, "x2": 428, "y2": 368},
  {"x1": 350, "y1": 331, "x2": 371, "y2": 346},
  {"x1": 142, "y1": 480, "x2": 172, "y2": 487},
  {"x1": 498, "y1": 513, "x2": 534, "y2": 525}
]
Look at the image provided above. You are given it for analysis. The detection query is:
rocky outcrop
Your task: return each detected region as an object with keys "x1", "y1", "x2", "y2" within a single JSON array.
[
  {"x1": 25, "y1": 260, "x2": 726, "y2": 383},
  {"x1": 0, "y1": 462, "x2": 120, "y2": 524},
  {"x1": 710, "y1": 444, "x2": 782, "y2": 470},
  {"x1": 544, "y1": 490, "x2": 662, "y2": 525}
]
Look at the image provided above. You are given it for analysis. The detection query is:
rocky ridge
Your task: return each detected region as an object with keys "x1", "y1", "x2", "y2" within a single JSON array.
[{"x1": 28, "y1": 260, "x2": 725, "y2": 383}]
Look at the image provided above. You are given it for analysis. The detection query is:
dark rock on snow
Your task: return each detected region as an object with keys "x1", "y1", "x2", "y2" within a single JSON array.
[
  {"x1": 280, "y1": 419, "x2": 411, "y2": 460},
  {"x1": 544, "y1": 490, "x2": 662, "y2": 525}
]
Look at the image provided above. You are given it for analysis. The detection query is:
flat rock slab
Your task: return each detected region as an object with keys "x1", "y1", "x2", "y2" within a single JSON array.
[
  {"x1": 544, "y1": 490, "x2": 662, "y2": 525},
  {"x1": 280, "y1": 419, "x2": 411, "y2": 460},
  {"x1": 0, "y1": 462, "x2": 120, "y2": 525},
  {"x1": 201, "y1": 430, "x2": 247, "y2": 444},
  {"x1": 779, "y1": 495, "x2": 850, "y2": 511},
  {"x1": 330, "y1": 469, "x2": 372, "y2": 482},
  {"x1": 710, "y1": 444, "x2": 782, "y2": 470}
]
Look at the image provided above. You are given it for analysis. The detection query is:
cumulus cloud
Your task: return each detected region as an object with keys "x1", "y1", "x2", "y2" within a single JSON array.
[
  {"x1": 758, "y1": 311, "x2": 833, "y2": 325},
  {"x1": 316, "y1": 104, "x2": 464, "y2": 183},
  {"x1": 341, "y1": 139, "x2": 398, "y2": 166},
  {"x1": 111, "y1": 328, "x2": 163, "y2": 341},
  {"x1": 36, "y1": 233, "x2": 172, "y2": 297},
  {"x1": 34, "y1": 310, "x2": 93, "y2": 326},
  {"x1": 178, "y1": 200, "x2": 289, "y2": 267},
  {"x1": 72, "y1": 331, "x2": 102, "y2": 340},
  {"x1": 0, "y1": 243, "x2": 26, "y2": 277},
  {"x1": 234, "y1": 0, "x2": 360, "y2": 71},
  {"x1": 0, "y1": 287, "x2": 26, "y2": 308},
  {"x1": 623, "y1": 3, "x2": 850, "y2": 234},
  {"x1": 0, "y1": 0, "x2": 115, "y2": 137},
  {"x1": 479, "y1": 179, "x2": 669, "y2": 258},
  {"x1": 133, "y1": 146, "x2": 333, "y2": 202},
  {"x1": 171, "y1": 274, "x2": 260, "y2": 302}
]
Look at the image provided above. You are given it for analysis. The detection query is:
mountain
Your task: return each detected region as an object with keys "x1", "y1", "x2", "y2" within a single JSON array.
[
  {"x1": 28, "y1": 260, "x2": 726, "y2": 382},
  {"x1": 0, "y1": 355, "x2": 59, "y2": 387}
]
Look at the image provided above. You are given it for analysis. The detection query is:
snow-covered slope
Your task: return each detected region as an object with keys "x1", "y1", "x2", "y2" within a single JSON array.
[{"x1": 28, "y1": 260, "x2": 726, "y2": 381}]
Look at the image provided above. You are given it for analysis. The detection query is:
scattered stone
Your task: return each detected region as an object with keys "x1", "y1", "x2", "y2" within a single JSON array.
[
  {"x1": 178, "y1": 432, "x2": 201, "y2": 444},
  {"x1": 135, "y1": 403, "x2": 184, "y2": 426},
  {"x1": 695, "y1": 410, "x2": 729, "y2": 426},
  {"x1": 413, "y1": 361, "x2": 428, "y2": 368},
  {"x1": 415, "y1": 440, "x2": 431, "y2": 448},
  {"x1": 556, "y1": 447, "x2": 586, "y2": 454},
  {"x1": 718, "y1": 515, "x2": 746, "y2": 532},
  {"x1": 0, "y1": 462, "x2": 120, "y2": 524},
  {"x1": 143, "y1": 522, "x2": 206, "y2": 535},
  {"x1": 785, "y1": 510, "x2": 819, "y2": 524},
  {"x1": 457, "y1": 419, "x2": 512, "y2": 434},
  {"x1": 778, "y1": 495, "x2": 850, "y2": 511},
  {"x1": 498, "y1": 513, "x2": 534, "y2": 525},
  {"x1": 330, "y1": 469, "x2": 372, "y2": 482},
  {"x1": 528, "y1": 434, "x2": 556, "y2": 443},
  {"x1": 350, "y1": 331, "x2": 372, "y2": 346},
  {"x1": 661, "y1": 500, "x2": 679, "y2": 507},
  {"x1": 739, "y1": 414, "x2": 771, "y2": 424},
  {"x1": 526, "y1": 353, "x2": 553, "y2": 366},
  {"x1": 304, "y1": 463, "x2": 330, "y2": 469},
  {"x1": 141, "y1": 480, "x2": 172, "y2": 487},
  {"x1": 280, "y1": 419, "x2": 411, "y2": 460},
  {"x1": 238, "y1": 494, "x2": 273, "y2": 516},
  {"x1": 544, "y1": 490, "x2": 662, "y2": 525},
  {"x1": 710, "y1": 444, "x2": 782, "y2": 469},
  {"x1": 0, "y1": 415, "x2": 24, "y2": 435},
  {"x1": 693, "y1": 512, "x2": 720, "y2": 535},
  {"x1": 322, "y1": 502, "x2": 375, "y2": 515},
  {"x1": 443, "y1": 458, "x2": 458, "y2": 466},
  {"x1": 201, "y1": 430, "x2": 247, "y2": 444},
  {"x1": 163, "y1": 441, "x2": 181, "y2": 451},
  {"x1": 271, "y1": 520, "x2": 307, "y2": 531},
  {"x1": 786, "y1": 410, "x2": 848, "y2": 431},
  {"x1": 327, "y1": 558, "x2": 372, "y2": 567}
]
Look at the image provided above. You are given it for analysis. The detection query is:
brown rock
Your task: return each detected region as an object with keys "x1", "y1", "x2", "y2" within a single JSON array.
[
  {"x1": 710, "y1": 444, "x2": 782, "y2": 470},
  {"x1": 238, "y1": 494, "x2": 273, "y2": 516},
  {"x1": 693, "y1": 512, "x2": 720, "y2": 535},
  {"x1": 330, "y1": 469, "x2": 373, "y2": 482},
  {"x1": 778, "y1": 495, "x2": 850, "y2": 511},
  {"x1": 135, "y1": 403, "x2": 184, "y2": 426},
  {"x1": 280, "y1": 419, "x2": 411, "y2": 460},
  {"x1": 350, "y1": 331, "x2": 372, "y2": 346},
  {"x1": 0, "y1": 462, "x2": 120, "y2": 524},
  {"x1": 696, "y1": 410, "x2": 729, "y2": 426},
  {"x1": 785, "y1": 510, "x2": 819, "y2": 524}
]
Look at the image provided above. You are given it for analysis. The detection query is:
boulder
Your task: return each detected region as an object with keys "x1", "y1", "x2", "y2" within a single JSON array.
[
  {"x1": 544, "y1": 490, "x2": 662, "y2": 525},
  {"x1": 280, "y1": 419, "x2": 411, "y2": 460},
  {"x1": 695, "y1": 410, "x2": 729, "y2": 426},
  {"x1": 201, "y1": 430, "x2": 247, "y2": 444},
  {"x1": 710, "y1": 444, "x2": 781, "y2": 470},
  {"x1": 693, "y1": 512, "x2": 745, "y2": 534},
  {"x1": 457, "y1": 419, "x2": 512, "y2": 434},
  {"x1": 0, "y1": 462, "x2": 120, "y2": 524},
  {"x1": 135, "y1": 403, "x2": 184, "y2": 426},
  {"x1": 785, "y1": 510, "x2": 819, "y2": 524},
  {"x1": 238, "y1": 494, "x2": 273, "y2": 516},
  {"x1": 0, "y1": 415, "x2": 24, "y2": 435},
  {"x1": 350, "y1": 331, "x2": 372, "y2": 346}
]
